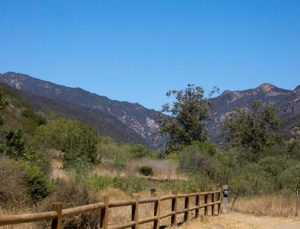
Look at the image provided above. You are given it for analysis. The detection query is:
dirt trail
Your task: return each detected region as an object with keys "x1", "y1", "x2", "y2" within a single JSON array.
[{"x1": 177, "y1": 212, "x2": 300, "y2": 229}]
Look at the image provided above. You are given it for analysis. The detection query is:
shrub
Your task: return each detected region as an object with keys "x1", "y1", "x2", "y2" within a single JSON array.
[
  {"x1": 0, "y1": 157, "x2": 28, "y2": 209},
  {"x1": 126, "y1": 144, "x2": 152, "y2": 158},
  {"x1": 117, "y1": 175, "x2": 145, "y2": 194},
  {"x1": 179, "y1": 144, "x2": 211, "y2": 173},
  {"x1": 258, "y1": 156, "x2": 294, "y2": 177},
  {"x1": 21, "y1": 162, "x2": 53, "y2": 204},
  {"x1": 22, "y1": 146, "x2": 50, "y2": 174},
  {"x1": 287, "y1": 141, "x2": 300, "y2": 160},
  {"x1": 278, "y1": 164, "x2": 300, "y2": 190},
  {"x1": 87, "y1": 175, "x2": 112, "y2": 191},
  {"x1": 4, "y1": 129, "x2": 25, "y2": 159},
  {"x1": 63, "y1": 123, "x2": 98, "y2": 167},
  {"x1": 230, "y1": 163, "x2": 271, "y2": 196},
  {"x1": 34, "y1": 118, "x2": 98, "y2": 168},
  {"x1": 38, "y1": 179, "x2": 98, "y2": 229},
  {"x1": 139, "y1": 166, "x2": 153, "y2": 176},
  {"x1": 128, "y1": 158, "x2": 177, "y2": 178},
  {"x1": 111, "y1": 176, "x2": 145, "y2": 194},
  {"x1": 113, "y1": 150, "x2": 127, "y2": 172}
]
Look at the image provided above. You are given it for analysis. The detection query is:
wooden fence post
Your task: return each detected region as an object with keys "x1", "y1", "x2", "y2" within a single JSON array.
[
  {"x1": 204, "y1": 192, "x2": 208, "y2": 216},
  {"x1": 218, "y1": 191, "x2": 221, "y2": 215},
  {"x1": 132, "y1": 194, "x2": 140, "y2": 229},
  {"x1": 51, "y1": 202, "x2": 62, "y2": 229},
  {"x1": 171, "y1": 191, "x2": 178, "y2": 226},
  {"x1": 211, "y1": 190, "x2": 215, "y2": 216},
  {"x1": 153, "y1": 194, "x2": 161, "y2": 229},
  {"x1": 183, "y1": 193, "x2": 190, "y2": 224},
  {"x1": 195, "y1": 190, "x2": 200, "y2": 218},
  {"x1": 296, "y1": 189, "x2": 299, "y2": 217},
  {"x1": 100, "y1": 196, "x2": 109, "y2": 229}
]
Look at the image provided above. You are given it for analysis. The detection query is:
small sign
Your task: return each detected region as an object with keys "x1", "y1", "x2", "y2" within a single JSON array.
[
  {"x1": 223, "y1": 185, "x2": 229, "y2": 198},
  {"x1": 222, "y1": 184, "x2": 229, "y2": 213}
]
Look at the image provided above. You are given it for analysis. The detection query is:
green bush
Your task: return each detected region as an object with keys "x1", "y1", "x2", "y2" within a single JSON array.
[
  {"x1": 21, "y1": 162, "x2": 53, "y2": 204},
  {"x1": 111, "y1": 176, "x2": 145, "y2": 194},
  {"x1": 22, "y1": 146, "x2": 50, "y2": 174},
  {"x1": 139, "y1": 166, "x2": 153, "y2": 176},
  {"x1": 258, "y1": 156, "x2": 294, "y2": 177},
  {"x1": 113, "y1": 150, "x2": 127, "y2": 172},
  {"x1": 230, "y1": 163, "x2": 271, "y2": 195},
  {"x1": 278, "y1": 164, "x2": 300, "y2": 190},
  {"x1": 4, "y1": 130, "x2": 25, "y2": 159},
  {"x1": 34, "y1": 118, "x2": 98, "y2": 168},
  {"x1": 179, "y1": 144, "x2": 210, "y2": 173},
  {"x1": 287, "y1": 141, "x2": 300, "y2": 160},
  {"x1": 126, "y1": 144, "x2": 152, "y2": 158},
  {"x1": 87, "y1": 175, "x2": 112, "y2": 191}
]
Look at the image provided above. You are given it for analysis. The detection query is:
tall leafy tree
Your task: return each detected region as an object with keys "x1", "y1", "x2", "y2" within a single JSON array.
[
  {"x1": 224, "y1": 101, "x2": 282, "y2": 162},
  {"x1": 160, "y1": 84, "x2": 217, "y2": 152}
]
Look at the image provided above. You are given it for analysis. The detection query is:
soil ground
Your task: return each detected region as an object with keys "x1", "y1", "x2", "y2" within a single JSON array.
[{"x1": 177, "y1": 212, "x2": 300, "y2": 229}]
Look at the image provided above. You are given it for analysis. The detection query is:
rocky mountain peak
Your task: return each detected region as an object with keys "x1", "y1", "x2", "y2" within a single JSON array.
[
  {"x1": 257, "y1": 83, "x2": 275, "y2": 92},
  {"x1": 294, "y1": 85, "x2": 300, "y2": 93}
]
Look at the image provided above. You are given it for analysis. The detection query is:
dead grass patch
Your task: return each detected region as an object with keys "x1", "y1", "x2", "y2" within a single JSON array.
[
  {"x1": 232, "y1": 195, "x2": 298, "y2": 217},
  {"x1": 128, "y1": 158, "x2": 179, "y2": 179}
]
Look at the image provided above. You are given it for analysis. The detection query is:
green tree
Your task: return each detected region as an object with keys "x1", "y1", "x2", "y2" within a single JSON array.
[
  {"x1": 224, "y1": 102, "x2": 282, "y2": 162},
  {"x1": 160, "y1": 84, "x2": 217, "y2": 152}
]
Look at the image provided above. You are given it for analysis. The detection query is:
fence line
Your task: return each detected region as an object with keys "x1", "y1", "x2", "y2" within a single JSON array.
[{"x1": 0, "y1": 189, "x2": 222, "y2": 228}]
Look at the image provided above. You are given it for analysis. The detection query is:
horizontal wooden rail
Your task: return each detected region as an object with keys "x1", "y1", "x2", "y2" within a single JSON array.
[
  {"x1": 0, "y1": 189, "x2": 222, "y2": 228},
  {"x1": 0, "y1": 211, "x2": 57, "y2": 226},
  {"x1": 62, "y1": 202, "x2": 105, "y2": 216}
]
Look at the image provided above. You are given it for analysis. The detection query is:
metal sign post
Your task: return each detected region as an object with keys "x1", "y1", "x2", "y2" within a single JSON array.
[
  {"x1": 222, "y1": 185, "x2": 229, "y2": 214},
  {"x1": 150, "y1": 188, "x2": 156, "y2": 197},
  {"x1": 296, "y1": 189, "x2": 299, "y2": 217}
]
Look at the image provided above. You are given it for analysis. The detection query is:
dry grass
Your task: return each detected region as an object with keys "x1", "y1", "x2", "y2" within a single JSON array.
[
  {"x1": 93, "y1": 157, "x2": 186, "y2": 181},
  {"x1": 48, "y1": 149, "x2": 68, "y2": 180},
  {"x1": 0, "y1": 157, "x2": 28, "y2": 209},
  {"x1": 232, "y1": 195, "x2": 298, "y2": 217},
  {"x1": 97, "y1": 188, "x2": 177, "y2": 228},
  {"x1": 94, "y1": 189, "x2": 209, "y2": 228},
  {"x1": 128, "y1": 158, "x2": 182, "y2": 179}
]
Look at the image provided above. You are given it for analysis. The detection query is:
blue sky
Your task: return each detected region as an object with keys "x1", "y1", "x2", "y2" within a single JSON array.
[{"x1": 0, "y1": 0, "x2": 299, "y2": 110}]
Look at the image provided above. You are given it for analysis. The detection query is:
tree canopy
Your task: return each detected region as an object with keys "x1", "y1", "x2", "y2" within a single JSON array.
[
  {"x1": 160, "y1": 84, "x2": 216, "y2": 152},
  {"x1": 224, "y1": 101, "x2": 282, "y2": 162}
]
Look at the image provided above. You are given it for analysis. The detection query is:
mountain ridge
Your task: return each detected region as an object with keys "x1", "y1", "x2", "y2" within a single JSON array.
[
  {"x1": 208, "y1": 81, "x2": 300, "y2": 143},
  {"x1": 0, "y1": 71, "x2": 299, "y2": 145},
  {"x1": 0, "y1": 72, "x2": 163, "y2": 148}
]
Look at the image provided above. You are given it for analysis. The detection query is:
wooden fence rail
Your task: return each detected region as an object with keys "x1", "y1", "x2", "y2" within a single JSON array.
[{"x1": 0, "y1": 190, "x2": 222, "y2": 229}]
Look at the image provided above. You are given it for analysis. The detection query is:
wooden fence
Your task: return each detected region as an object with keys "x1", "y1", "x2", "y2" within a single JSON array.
[{"x1": 0, "y1": 190, "x2": 222, "y2": 229}]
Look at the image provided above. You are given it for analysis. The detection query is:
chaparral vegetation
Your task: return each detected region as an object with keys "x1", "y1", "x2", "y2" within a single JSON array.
[{"x1": 1, "y1": 83, "x2": 300, "y2": 228}]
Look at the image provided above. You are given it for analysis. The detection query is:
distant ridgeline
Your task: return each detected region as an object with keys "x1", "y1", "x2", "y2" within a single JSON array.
[
  {"x1": 0, "y1": 72, "x2": 164, "y2": 148},
  {"x1": 0, "y1": 72, "x2": 299, "y2": 146}
]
